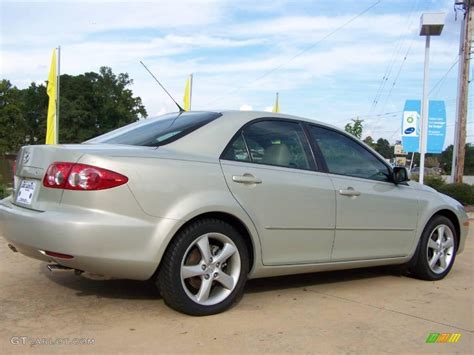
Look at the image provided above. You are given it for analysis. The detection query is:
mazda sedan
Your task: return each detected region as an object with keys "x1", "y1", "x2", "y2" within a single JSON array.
[{"x1": 0, "y1": 111, "x2": 469, "y2": 315}]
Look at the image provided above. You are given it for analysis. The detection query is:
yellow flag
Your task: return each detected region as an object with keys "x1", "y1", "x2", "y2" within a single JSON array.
[
  {"x1": 46, "y1": 49, "x2": 57, "y2": 144},
  {"x1": 183, "y1": 74, "x2": 192, "y2": 111},
  {"x1": 272, "y1": 92, "x2": 280, "y2": 113}
]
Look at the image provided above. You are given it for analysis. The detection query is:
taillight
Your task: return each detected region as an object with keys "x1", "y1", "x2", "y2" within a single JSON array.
[{"x1": 43, "y1": 162, "x2": 128, "y2": 191}]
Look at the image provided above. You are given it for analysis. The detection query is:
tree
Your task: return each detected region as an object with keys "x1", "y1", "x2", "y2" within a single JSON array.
[
  {"x1": 344, "y1": 118, "x2": 363, "y2": 139},
  {"x1": 440, "y1": 144, "x2": 474, "y2": 175},
  {"x1": 57, "y1": 67, "x2": 147, "y2": 143},
  {"x1": 0, "y1": 80, "x2": 28, "y2": 154},
  {"x1": 374, "y1": 138, "x2": 393, "y2": 159},
  {"x1": 0, "y1": 67, "x2": 147, "y2": 153},
  {"x1": 363, "y1": 136, "x2": 375, "y2": 148},
  {"x1": 22, "y1": 82, "x2": 48, "y2": 144}
]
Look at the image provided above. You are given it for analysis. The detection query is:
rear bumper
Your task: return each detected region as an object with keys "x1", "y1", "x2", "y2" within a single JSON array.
[{"x1": 0, "y1": 196, "x2": 177, "y2": 280}]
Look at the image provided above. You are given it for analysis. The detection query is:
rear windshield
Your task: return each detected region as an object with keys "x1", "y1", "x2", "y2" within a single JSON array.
[{"x1": 86, "y1": 111, "x2": 222, "y2": 146}]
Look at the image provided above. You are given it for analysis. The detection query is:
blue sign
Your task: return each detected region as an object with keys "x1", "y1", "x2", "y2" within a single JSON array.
[{"x1": 401, "y1": 100, "x2": 446, "y2": 153}]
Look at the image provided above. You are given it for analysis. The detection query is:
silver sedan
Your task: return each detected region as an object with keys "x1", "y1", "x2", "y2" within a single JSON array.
[{"x1": 0, "y1": 111, "x2": 469, "y2": 315}]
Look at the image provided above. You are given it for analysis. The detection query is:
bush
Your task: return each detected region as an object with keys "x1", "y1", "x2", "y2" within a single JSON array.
[
  {"x1": 438, "y1": 183, "x2": 474, "y2": 205},
  {"x1": 0, "y1": 173, "x2": 5, "y2": 199},
  {"x1": 423, "y1": 175, "x2": 446, "y2": 190}
]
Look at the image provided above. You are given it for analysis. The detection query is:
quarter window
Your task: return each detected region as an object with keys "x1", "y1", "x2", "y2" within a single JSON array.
[
  {"x1": 221, "y1": 133, "x2": 250, "y2": 162},
  {"x1": 309, "y1": 126, "x2": 390, "y2": 181}
]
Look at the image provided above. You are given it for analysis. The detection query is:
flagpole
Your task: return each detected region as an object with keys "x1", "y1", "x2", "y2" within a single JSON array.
[
  {"x1": 56, "y1": 46, "x2": 61, "y2": 144},
  {"x1": 189, "y1": 73, "x2": 193, "y2": 110}
]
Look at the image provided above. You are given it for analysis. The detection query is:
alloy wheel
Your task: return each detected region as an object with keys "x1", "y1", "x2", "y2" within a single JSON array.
[
  {"x1": 180, "y1": 233, "x2": 241, "y2": 306},
  {"x1": 426, "y1": 224, "x2": 455, "y2": 274}
]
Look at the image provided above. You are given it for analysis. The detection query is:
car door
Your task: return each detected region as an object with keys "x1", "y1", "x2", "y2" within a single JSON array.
[
  {"x1": 307, "y1": 125, "x2": 419, "y2": 261},
  {"x1": 220, "y1": 119, "x2": 336, "y2": 266}
]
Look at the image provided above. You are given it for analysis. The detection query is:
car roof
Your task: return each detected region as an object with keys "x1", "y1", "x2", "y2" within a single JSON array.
[
  {"x1": 217, "y1": 110, "x2": 341, "y2": 130},
  {"x1": 166, "y1": 110, "x2": 348, "y2": 160}
]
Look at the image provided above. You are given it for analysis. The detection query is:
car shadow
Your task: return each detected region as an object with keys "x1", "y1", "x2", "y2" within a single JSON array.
[
  {"x1": 40, "y1": 263, "x2": 406, "y2": 301},
  {"x1": 40, "y1": 265, "x2": 160, "y2": 300},
  {"x1": 245, "y1": 265, "x2": 405, "y2": 294}
]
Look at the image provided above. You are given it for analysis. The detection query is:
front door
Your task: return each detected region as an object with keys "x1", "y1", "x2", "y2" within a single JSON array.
[{"x1": 307, "y1": 125, "x2": 419, "y2": 261}]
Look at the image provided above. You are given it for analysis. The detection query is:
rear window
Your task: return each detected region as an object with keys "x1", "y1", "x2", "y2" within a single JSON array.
[{"x1": 86, "y1": 111, "x2": 222, "y2": 146}]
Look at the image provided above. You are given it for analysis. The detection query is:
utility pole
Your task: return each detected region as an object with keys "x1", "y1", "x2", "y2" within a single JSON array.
[{"x1": 452, "y1": 0, "x2": 473, "y2": 183}]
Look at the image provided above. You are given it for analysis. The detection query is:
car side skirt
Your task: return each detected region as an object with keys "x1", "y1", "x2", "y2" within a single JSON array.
[{"x1": 248, "y1": 255, "x2": 411, "y2": 279}]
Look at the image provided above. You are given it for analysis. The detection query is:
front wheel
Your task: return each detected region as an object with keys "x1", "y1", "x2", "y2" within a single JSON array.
[
  {"x1": 157, "y1": 219, "x2": 249, "y2": 315},
  {"x1": 410, "y1": 215, "x2": 458, "y2": 281}
]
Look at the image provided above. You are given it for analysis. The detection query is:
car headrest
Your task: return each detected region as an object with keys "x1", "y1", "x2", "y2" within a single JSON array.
[{"x1": 263, "y1": 144, "x2": 291, "y2": 167}]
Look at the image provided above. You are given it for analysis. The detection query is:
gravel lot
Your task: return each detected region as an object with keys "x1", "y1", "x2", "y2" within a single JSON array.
[{"x1": 0, "y1": 225, "x2": 472, "y2": 354}]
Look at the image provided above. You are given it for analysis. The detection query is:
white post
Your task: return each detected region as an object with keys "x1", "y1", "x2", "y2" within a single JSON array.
[
  {"x1": 56, "y1": 45, "x2": 61, "y2": 144},
  {"x1": 419, "y1": 36, "x2": 430, "y2": 185}
]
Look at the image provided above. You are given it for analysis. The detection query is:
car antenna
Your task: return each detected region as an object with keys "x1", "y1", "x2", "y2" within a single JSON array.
[{"x1": 140, "y1": 61, "x2": 185, "y2": 113}]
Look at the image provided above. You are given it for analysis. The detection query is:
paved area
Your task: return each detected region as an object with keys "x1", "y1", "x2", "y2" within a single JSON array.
[
  {"x1": 442, "y1": 175, "x2": 474, "y2": 185},
  {"x1": 0, "y1": 226, "x2": 472, "y2": 354}
]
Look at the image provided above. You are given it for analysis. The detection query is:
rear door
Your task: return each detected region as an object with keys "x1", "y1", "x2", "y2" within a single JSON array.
[
  {"x1": 306, "y1": 125, "x2": 419, "y2": 261},
  {"x1": 220, "y1": 119, "x2": 336, "y2": 266}
]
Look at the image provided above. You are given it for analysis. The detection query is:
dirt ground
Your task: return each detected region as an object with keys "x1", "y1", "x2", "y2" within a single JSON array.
[{"x1": 0, "y1": 226, "x2": 472, "y2": 354}]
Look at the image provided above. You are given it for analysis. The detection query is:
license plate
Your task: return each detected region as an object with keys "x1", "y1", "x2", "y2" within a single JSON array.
[{"x1": 16, "y1": 180, "x2": 37, "y2": 205}]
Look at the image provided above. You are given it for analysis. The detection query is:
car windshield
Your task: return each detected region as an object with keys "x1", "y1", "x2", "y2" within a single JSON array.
[{"x1": 86, "y1": 111, "x2": 222, "y2": 146}]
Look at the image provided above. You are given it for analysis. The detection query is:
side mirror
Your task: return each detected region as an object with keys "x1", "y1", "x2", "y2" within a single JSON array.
[{"x1": 392, "y1": 167, "x2": 410, "y2": 184}]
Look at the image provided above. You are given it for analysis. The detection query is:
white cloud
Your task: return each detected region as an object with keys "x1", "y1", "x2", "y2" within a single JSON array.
[
  {"x1": 240, "y1": 104, "x2": 253, "y2": 111},
  {"x1": 0, "y1": 0, "x2": 469, "y2": 147},
  {"x1": 227, "y1": 14, "x2": 413, "y2": 39}
]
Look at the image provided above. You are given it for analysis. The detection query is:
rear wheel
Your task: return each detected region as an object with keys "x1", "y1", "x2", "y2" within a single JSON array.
[
  {"x1": 410, "y1": 215, "x2": 458, "y2": 280},
  {"x1": 157, "y1": 219, "x2": 249, "y2": 315}
]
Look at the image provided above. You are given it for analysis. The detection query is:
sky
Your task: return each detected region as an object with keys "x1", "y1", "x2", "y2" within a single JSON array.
[{"x1": 1, "y1": 0, "x2": 472, "y2": 147}]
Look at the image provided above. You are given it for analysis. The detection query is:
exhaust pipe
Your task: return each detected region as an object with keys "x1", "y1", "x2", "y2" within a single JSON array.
[{"x1": 47, "y1": 264, "x2": 73, "y2": 272}]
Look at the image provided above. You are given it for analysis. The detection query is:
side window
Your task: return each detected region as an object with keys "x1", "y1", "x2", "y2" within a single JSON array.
[
  {"x1": 243, "y1": 120, "x2": 313, "y2": 170},
  {"x1": 221, "y1": 133, "x2": 250, "y2": 162},
  {"x1": 309, "y1": 126, "x2": 390, "y2": 181}
]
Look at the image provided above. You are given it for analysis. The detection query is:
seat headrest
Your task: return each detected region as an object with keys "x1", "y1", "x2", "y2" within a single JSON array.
[{"x1": 263, "y1": 144, "x2": 291, "y2": 167}]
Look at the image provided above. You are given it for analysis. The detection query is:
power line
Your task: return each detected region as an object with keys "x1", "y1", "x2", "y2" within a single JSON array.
[
  {"x1": 364, "y1": 57, "x2": 464, "y2": 136},
  {"x1": 333, "y1": 110, "x2": 403, "y2": 124},
  {"x1": 378, "y1": 36, "x2": 417, "y2": 113},
  {"x1": 368, "y1": 0, "x2": 420, "y2": 115},
  {"x1": 429, "y1": 58, "x2": 459, "y2": 97},
  {"x1": 205, "y1": 0, "x2": 384, "y2": 106}
]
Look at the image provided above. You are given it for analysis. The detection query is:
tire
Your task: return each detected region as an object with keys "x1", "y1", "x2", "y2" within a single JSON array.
[
  {"x1": 156, "y1": 218, "x2": 249, "y2": 316},
  {"x1": 410, "y1": 215, "x2": 458, "y2": 281}
]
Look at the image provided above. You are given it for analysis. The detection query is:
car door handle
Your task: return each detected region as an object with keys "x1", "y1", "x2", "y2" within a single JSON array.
[
  {"x1": 339, "y1": 187, "x2": 361, "y2": 197},
  {"x1": 232, "y1": 174, "x2": 262, "y2": 184}
]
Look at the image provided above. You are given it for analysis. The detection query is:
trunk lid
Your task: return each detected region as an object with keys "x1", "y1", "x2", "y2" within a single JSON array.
[
  {"x1": 13, "y1": 144, "x2": 153, "y2": 211},
  {"x1": 14, "y1": 145, "x2": 86, "y2": 211}
]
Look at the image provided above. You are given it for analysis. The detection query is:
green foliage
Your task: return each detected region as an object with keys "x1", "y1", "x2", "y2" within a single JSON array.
[
  {"x1": 438, "y1": 183, "x2": 474, "y2": 205},
  {"x1": 374, "y1": 138, "x2": 393, "y2": 159},
  {"x1": 0, "y1": 67, "x2": 147, "y2": 154},
  {"x1": 463, "y1": 144, "x2": 474, "y2": 175},
  {"x1": 440, "y1": 144, "x2": 474, "y2": 175},
  {"x1": 0, "y1": 173, "x2": 5, "y2": 199},
  {"x1": 344, "y1": 118, "x2": 363, "y2": 139},
  {"x1": 0, "y1": 80, "x2": 28, "y2": 154},
  {"x1": 362, "y1": 135, "x2": 375, "y2": 148},
  {"x1": 423, "y1": 175, "x2": 446, "y2": 190}
]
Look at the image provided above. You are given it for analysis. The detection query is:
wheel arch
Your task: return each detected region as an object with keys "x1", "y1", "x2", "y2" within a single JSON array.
[
  {"x1": 155, "y1": 211, "x2": 258, "y2": 278},
  {"x1": 409, "y1": 207, "x2": 462, "y2": 268}
]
